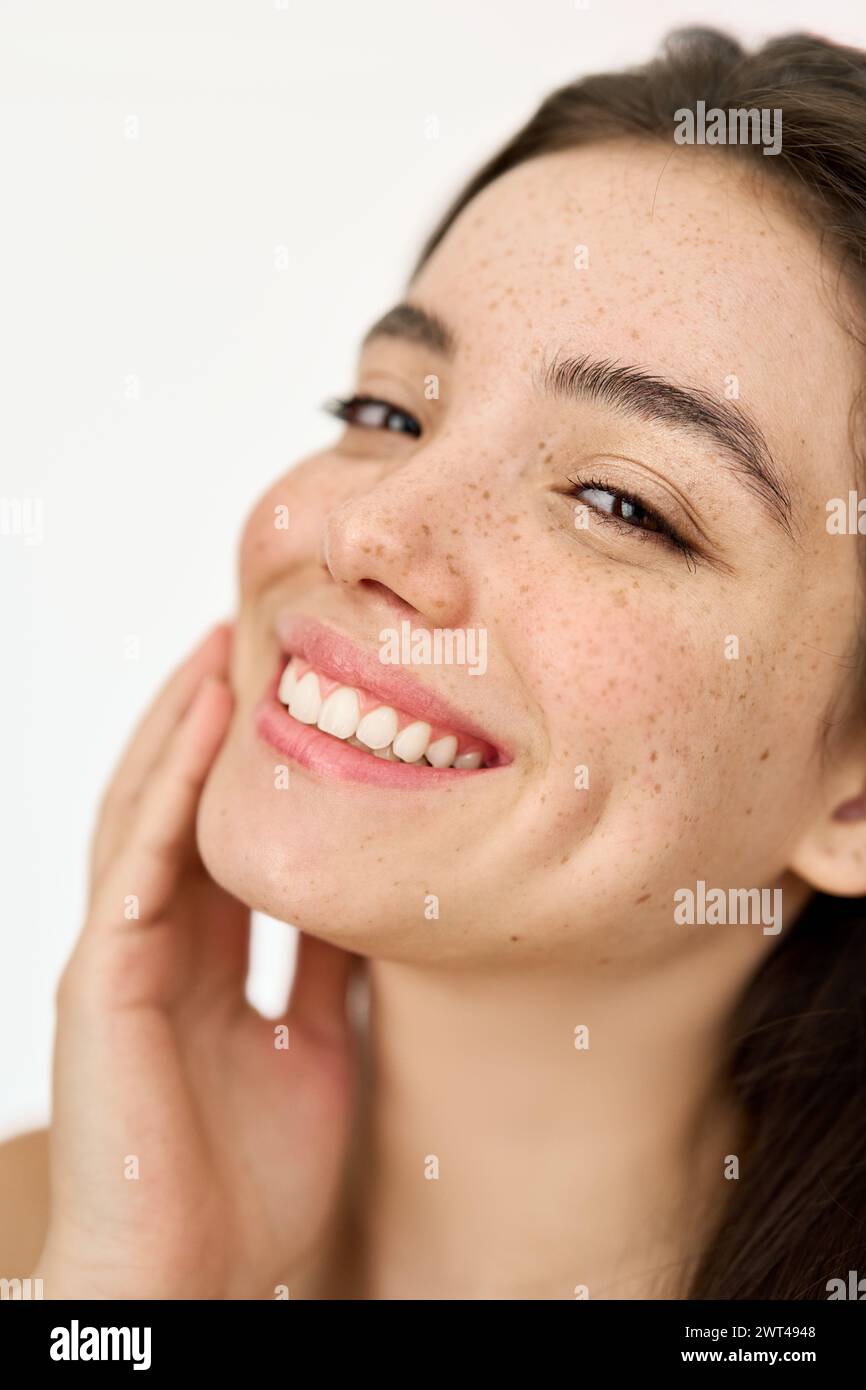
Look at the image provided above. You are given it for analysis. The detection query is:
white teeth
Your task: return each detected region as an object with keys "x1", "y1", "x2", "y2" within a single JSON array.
[
  {"x1": 356, "y1": 705, "x2": 399, "y2": 750},
  {"x1": 453, "y1": 750, "x2": 483, "y2": 770},
  {"x1": 278, "y1": 659, "x2": 299, "y2": 705},
  {"x1": 288, "y1": 670, "x2": 321, "y2": 724},
  {"x1": 425, "y1": 734, "x2": 458, "y2": 768},
  {"x1": 317, "y1": 686, "x2": 361, "y2": 740},
  {"x1": 280, "y1": 664, "x2": 488, "y2": 770},
  {"x1": 392, "y1": 720, "x2": 432, "y2": 763}
]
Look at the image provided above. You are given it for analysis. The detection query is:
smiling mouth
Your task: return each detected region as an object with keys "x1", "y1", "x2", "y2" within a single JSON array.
[
  {"x1": 275, "y1": 656, "x2": 499, "y2": 769},
  {"x1": 253, "y1": 615, "x2": 508, "y2": 788}
]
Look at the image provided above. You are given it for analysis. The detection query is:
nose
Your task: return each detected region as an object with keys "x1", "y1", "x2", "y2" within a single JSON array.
[{"x1": 320, "y1": 453, "x2": 475, "y2": 626}]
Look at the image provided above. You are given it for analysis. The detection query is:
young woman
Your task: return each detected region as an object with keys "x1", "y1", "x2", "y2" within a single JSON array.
[{"x1": 3, "y1": 26, "x2": 866, "y2": 1300}]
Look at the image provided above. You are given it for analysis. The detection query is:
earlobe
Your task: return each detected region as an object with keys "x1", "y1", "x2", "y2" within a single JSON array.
[{"x1": 789, "y1": 775, "x2": 866, "y2": 897}]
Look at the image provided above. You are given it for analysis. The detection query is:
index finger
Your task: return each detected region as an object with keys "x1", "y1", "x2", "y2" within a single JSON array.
[{"x1": 90, "y1": 623, "x2": 232, "y2": 883}]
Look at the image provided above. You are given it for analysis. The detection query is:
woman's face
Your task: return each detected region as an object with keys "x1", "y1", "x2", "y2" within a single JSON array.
[{"x1": 198, "y1": 141, "x2": 863, "y2": 968}]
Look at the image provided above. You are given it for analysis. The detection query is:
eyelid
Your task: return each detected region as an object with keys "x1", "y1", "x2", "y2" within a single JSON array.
[
  {"x1": 353, "y1": 364, "x2": 433, "y2": 428},
  {"x1": 565, "y1": 471, "x2": 701, "y2": 567},
  {"x1": 571, "y1": 451, "x2": 716, "y2": 536}
]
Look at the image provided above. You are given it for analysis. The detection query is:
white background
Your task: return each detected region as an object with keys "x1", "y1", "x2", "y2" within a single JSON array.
[{"x1": 2, "y1": 0, "x2": 864, "y2": 1137}]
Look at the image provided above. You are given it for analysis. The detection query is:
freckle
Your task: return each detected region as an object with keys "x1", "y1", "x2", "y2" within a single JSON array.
[
  {"x1": 650, "y1": 750, "x2": 657, "y2": 761},
  {"x1": 746, "y1": 806, "x2": 753, "y2": 815},
  {"x1": 505, "y1": 515, "x2": 518, "y2": 524},
  {"x1": 635, "y1": 894, "x2": 650, "y2": 904},
  {"x1": 510, "y1": 934, "x2": 520, "y2": 942},
  {"x1": 421, "y1": 524, "x2": 431, "y2": 536},
  {"x1": 560, "y1": 853, "x2": 571, "y2": 864},
  {"x1": 759, "y1": 749, "x2": 770, "y2": 760},
  {"x1": 482, "y1": 490, "x2": 490, "y2": 499},
  {"x1": 362, "y1": 545, "x2": 371, "y2": 554},
  {"x1": 654, "y1": 784, "x2": 661, "y2": 793}
]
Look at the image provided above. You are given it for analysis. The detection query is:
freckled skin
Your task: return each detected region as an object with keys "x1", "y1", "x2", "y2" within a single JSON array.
[{"x1": 198, "y1": 142, "x2": 866, "y2": 972}]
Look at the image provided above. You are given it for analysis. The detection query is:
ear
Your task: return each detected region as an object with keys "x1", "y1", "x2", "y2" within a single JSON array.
[{"x1": 789, "y1": 746, "x2": 866, "y2": 896}]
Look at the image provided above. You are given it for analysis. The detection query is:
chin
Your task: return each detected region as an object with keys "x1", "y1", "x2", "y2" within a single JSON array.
[
  {"x1": 195, "y1": 737, "x2": 449, "y2": 962},
  {"x1": 194, "y1": 702, "x2": 521, "y2": 964}
]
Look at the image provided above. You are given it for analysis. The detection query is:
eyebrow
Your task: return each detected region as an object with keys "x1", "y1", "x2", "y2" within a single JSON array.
[
  {"x1": 363, "y1": 301, "x2": 456, "y2": 357},
  {"x1": 362, "y1": 301, "x2": 794, "y2": 538},
  {"x1": 540, "y1": 353, "x2": 794, "y2": 538}
]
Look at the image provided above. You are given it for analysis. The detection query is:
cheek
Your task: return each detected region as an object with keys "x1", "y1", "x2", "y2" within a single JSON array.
[
  {"x1": 237, "y1": 486, "x2": 292, "y2": 595},
  {"x1": 237, "y1": 456, "x2": 337, "y2": 596},
  {"x1": 532, "y1": 588, "x2": 776, "y2": 819},
  {"x1": 540, "y1": 597, "x2": 825, "y2": 880},
  {"x1": 549, "y1": 608, "x2": 699, "y2": 789}
]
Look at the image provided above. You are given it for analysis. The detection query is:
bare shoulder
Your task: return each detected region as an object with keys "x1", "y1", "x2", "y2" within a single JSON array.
[{"x1": 0, "y1": 1129, "x2": 50, "y2": 1276}]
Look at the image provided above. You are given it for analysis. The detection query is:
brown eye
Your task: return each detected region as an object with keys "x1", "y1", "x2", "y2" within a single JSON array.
[
  {"x1": 566, "y1": 474, "x2": 697, "y2": 566},
  {"x1": 323, "y1": 395, "x2": 422, "y2": 438},
  {"x1": 578, "y1": 484, "x2": 664, "y2": 532}
]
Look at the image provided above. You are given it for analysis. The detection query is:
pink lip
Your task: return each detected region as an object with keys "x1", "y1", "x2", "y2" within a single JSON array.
[
  {"x1": 274, "y1": 613, "x2": 508, "y2": 759},
  {"x1": 256, "y1": 680, "x2": 500, "y2": 788},
  {"x1": 252, "y1": 614, "x2": 510, "y2": 790}
]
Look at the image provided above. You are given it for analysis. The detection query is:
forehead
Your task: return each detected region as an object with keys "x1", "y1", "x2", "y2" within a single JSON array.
[{"x1": 410, "y1": 143, "x2": 859, "y2": 474}]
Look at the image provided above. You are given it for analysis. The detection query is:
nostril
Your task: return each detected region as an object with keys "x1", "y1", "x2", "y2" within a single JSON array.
[{"x1": 359, "y1": 578, "x2": 417, "y2": 617}]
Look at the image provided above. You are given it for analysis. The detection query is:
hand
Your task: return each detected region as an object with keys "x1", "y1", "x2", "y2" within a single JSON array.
[{"x1": 35, "y1": 625, "x2": 359, "y2": 1298}]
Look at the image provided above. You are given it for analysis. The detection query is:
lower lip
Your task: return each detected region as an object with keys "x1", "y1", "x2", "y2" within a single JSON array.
[{"x1": 254, "y1": 677, "x2": 501, "y2": 789}]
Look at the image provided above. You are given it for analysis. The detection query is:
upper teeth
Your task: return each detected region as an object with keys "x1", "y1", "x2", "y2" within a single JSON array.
[{"x1": 277, "y1": 659, "x2": 485, "y2": 769}]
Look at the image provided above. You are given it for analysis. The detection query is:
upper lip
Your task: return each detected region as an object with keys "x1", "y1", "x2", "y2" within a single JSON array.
[{"x1": 274, "y1": 613, "x2": 508, "y2": 761}]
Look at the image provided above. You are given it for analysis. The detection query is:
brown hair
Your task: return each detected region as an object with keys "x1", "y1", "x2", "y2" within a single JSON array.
[{"x1": 412, "y1": 27, "x2": 866, "y2": 1299}]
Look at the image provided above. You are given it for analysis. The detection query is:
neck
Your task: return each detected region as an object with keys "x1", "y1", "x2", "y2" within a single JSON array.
[{"x1": 329, "y1": 927, "x2": 769, "y2": 1301}]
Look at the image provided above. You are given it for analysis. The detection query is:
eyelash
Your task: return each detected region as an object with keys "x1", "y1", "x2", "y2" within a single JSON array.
[
  {"x1": 566, "y1": 474, "x2": 697, "y2": 567},
  {"x1": 323, "y1": 395, "x2": 697, "y2": 567},
  {"x1": 323, "y1": 394, "x2": 422, "y2": 437}
]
